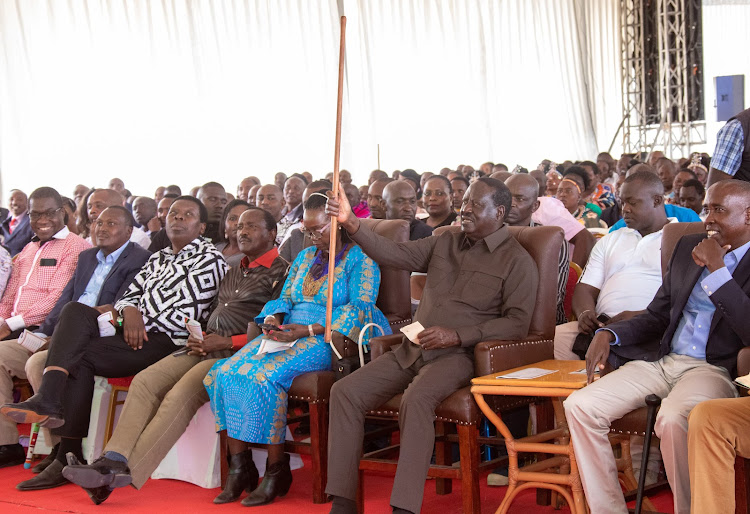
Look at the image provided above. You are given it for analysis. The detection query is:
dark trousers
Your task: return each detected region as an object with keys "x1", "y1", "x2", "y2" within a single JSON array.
[
  {"x1": 45, "y1": 302, "x2": 177, "y2": 438},
  {"x1": 1, "y1": 326, "x2": 39, "y2": 341},
  {"x1": 325, "y1": 348, "x2": 474, "y2": 513}
]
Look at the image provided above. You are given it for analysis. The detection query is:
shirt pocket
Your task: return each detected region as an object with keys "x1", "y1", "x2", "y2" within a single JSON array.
[
  {"x1": 461, "y1": 271, "x2": 504, "y2": 312},
  {"x1": 423, "y1": 255, "x2": 454, "y2": 295}
]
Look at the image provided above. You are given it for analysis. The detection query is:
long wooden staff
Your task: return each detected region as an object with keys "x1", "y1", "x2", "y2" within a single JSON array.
[{"x1": 325, "y1": 16, "x2": 346, "y2": 345}]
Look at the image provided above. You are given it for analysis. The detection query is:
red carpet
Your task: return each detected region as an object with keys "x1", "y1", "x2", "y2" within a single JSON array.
[{"x1": 0, "y1": 454, "x2": 675, "y2": 513}]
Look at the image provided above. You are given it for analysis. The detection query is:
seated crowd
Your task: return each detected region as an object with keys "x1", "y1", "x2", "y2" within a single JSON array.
[{"x1": 0, "y1": 148, "x2": 746, "y2": 514}]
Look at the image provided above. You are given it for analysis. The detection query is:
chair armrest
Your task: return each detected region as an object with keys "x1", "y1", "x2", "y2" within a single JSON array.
[
  {"x1": 473, "y1": 337, "x2": 554, "y2": 377},
  {"x1": 738, "y1": 347, "x2": 750, "y2": 377},
  {"x1": 370, "y1": 334, "x2": 404, "y2": 360}
]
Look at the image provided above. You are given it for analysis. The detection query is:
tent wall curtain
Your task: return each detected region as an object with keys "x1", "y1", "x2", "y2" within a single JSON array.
[{"x1": 0, "y1": 0, "x2": 621, "y2": 197}]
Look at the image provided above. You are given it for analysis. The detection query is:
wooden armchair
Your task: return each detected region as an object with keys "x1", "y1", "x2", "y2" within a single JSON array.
[
  {"x1": 235, "y1": 218, "x2": 412, "y2": 503},
  {"x1": 357, "y1": 224, "x2": 565, "y2": 513}
]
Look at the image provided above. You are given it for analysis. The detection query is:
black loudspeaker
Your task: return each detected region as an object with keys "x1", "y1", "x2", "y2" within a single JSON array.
[{"x1": 715, "y1": 75, "x2": 745, "y2": 122}]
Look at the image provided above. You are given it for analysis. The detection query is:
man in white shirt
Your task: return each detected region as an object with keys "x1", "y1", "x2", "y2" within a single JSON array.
[{"x1": 555, "y1": 171, "x2": 672, "y2": 360}]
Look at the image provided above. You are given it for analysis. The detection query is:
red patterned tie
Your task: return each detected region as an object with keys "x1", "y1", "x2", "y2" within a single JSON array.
[{"x1": 8, "y1": 218, "x2": 17, "y2": 234}]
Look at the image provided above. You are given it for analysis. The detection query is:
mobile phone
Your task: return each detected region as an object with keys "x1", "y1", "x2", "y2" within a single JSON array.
[
  {"x1": 596, "y1": 313, "x2": 611, "y2": 323},
  {"x1": 259, "y1": 323, "x2": 287, "y2": 332}
]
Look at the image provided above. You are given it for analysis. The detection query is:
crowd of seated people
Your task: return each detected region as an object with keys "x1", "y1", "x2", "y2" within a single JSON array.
[{"x1": 0, "y1": 146, "x2": 746, "y2": 514}]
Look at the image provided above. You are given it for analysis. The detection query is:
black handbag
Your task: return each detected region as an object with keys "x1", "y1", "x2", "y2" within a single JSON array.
[{"x1": 330, "y1": 322, "x2": 384, "y2": 381}]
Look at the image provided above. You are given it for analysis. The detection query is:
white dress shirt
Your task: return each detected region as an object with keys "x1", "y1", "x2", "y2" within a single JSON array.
[{"x1": 581, "y1": 218, "x2": 677, "y2": 316}]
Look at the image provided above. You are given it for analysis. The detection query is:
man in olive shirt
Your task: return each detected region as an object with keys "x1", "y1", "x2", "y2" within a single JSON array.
[{"x1": 325, "y1": 178, "x2": 538, "y2": 514}]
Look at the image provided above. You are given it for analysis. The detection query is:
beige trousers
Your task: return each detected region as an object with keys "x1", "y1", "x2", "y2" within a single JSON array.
[
  {"x1": 688, "y1": 396, "x2": 750, "y2": 513},
  {"x1": 103, "y1": 353, "x2": 216, "y2": 489},
  {"x1": 564, "y1": 353, "x2": 736, "y2": 514},
  {"x1": 554, "y1": 321, "x2": 580, "y2": 360},
  {"x1": 0, "y1": 339, "x2": 32, "y2": 445}
]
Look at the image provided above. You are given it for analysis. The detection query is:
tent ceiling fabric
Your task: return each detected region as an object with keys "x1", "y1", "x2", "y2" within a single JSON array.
[{"x1": 0, "y1": 0, "x2": 620, "y2": 196}]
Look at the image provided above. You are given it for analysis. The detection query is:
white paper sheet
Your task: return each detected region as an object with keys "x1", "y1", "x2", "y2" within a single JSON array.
[{"x1": 495, "y1": 368, "x2": 556, "y2": 380}]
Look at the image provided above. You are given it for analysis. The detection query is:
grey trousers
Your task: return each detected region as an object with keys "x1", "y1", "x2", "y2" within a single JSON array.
[
  {"x1": 103, "y1": 353, "x2": 216, "y2": 489},
  {"x1": 325, "y1": 350, "x2": 474, "y2": 513}
]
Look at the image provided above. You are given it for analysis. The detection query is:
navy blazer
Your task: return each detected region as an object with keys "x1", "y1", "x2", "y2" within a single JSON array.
[
  {"x1": 37, "y1": 242, "x2": 151, "y2": 336},
  {"x1": 609, "y1": 233, "x2": 750, "y2": 377},
  {"x1": 1, "y1": 213, "x2": 34, "y2": 257}
]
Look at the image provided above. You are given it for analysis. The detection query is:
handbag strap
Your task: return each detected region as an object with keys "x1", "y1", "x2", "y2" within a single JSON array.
[{"x1": 328, "y1": 322, "x2": 385, "y2": 366}]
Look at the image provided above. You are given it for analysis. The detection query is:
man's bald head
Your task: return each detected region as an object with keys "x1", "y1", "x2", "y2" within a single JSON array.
[
  {"x1": 623, "y1": 169, "x2": 665, "y2": 195},
  {"x1": 490, "y1": 171, "x2": 512, "y2": 182},
  {"x1": 506, "y1": 173, "x2": 540, "y2": 198},
  {"x1": 707, "y1": 179, "x2": 750, "y2": 207},
  {"x1": 626, "y1": 163, "x2": 657, "y2": 177},
  {"x1": 704, "y1": 179, "x2": 750, "y2": 250},
  {"x1": 383, "y1": 180, "x2": 418, "y2": 222},
  {"x1": 367, "y1": 178, "x2": 393, "y2": 219},
  {"x1": 87, "y1": 188, "x2": 125, "y2": 223}
]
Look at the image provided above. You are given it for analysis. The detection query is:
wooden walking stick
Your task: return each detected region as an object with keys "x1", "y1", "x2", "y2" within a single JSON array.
[{"x1": 325, "y1": 16, "x2": 346, "y2": 345}]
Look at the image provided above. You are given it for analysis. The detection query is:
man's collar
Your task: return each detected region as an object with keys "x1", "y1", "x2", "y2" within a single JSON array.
[
  {"x1": 96, "y1": 240, "x2": 129, "y2": 263},
  {"x1": 459, "y1": 224, "x2": 510, "y2": 252},
  {"x1": 31, "y1": 226, "x2": 70, "y2": 244},
  {"x1": 242, "y1": 247, "x2": 279, "y2": 269},
  {"x1": 625, "y1": 217, "x2": 677, "y2": 237},
  {"x1": 728, "y1": 239, "x2": 750, "y2": 265}
]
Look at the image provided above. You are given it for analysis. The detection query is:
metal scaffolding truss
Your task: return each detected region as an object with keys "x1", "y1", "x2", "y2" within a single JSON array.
[{"x1": 620, "y1": 0, "x2": 705, "y2": 159}]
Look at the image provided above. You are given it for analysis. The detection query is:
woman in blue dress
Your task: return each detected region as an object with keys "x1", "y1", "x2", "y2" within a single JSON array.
[{"x1": 204, "y1": 192, "x2": 390, "y2": 506}]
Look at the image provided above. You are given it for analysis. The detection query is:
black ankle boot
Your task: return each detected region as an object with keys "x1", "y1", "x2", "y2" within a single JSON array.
[
  {"x1": 213, "y1": 450, "x2": 258, "y2": 504},
  {"x1": 241, "y1": 454, "x2": 292, "y2": 507}
]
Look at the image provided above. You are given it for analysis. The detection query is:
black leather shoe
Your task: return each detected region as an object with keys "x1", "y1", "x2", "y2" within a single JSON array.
[
  {"x1": 62, "y1": 453, "x2": 132, "y2": 490},
  {"x1": 0, "y1": 443, "x2": 25, "y2": 468},
  {"x1": 63, "y1": 453, "x2": 114, "y2": 505},
  {"x1": 32, "y1": 443, "x2": 59, "y2": 473},
  {"x1": 17, "y1": 459, "x2": 69, "y2": 490},
  {"x1": 241, "y1": 454, "x2": 292, "y2": 507},
  {"x1": 214, "y1": 450, "x2": 259, "y2": 504},
  {"x1": 1, "y1": 394, "x2": 64, "y2": 428}
]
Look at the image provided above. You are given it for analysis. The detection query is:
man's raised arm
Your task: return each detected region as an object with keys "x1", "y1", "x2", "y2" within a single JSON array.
[{"x1": 326, "y1": 190, "x2": 436, "y2": 272}]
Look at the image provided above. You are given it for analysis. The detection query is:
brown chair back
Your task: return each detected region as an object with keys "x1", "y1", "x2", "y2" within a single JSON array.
[
  {"x1": 433, "y1": 224, "x2": 564, "y2": 341},
  {"x1": 661, "y1": 222, "x2": 705, "y2": 278},
  {"x1": 359, "y1": 218, "x2": 411, "y2": 323}
]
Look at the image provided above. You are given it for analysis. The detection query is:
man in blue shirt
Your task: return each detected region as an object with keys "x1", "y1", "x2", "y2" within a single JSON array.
[
  {"x1": 563, "y1": 180, "x2": 750, "y2": 514},
  {"x1": 0, "y1": 207, "x2": 150, "y2": 484}
]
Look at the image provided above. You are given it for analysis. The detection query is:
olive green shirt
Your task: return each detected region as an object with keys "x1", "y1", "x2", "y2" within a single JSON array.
[{"x1": 349, "y1": 223, "x2": 538, "y2": 367}]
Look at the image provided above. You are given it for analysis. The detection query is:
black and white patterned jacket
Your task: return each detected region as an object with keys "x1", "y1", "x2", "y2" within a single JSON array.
[{"x1": 115, "y1": 237, "x2": 227, "y2": 342}]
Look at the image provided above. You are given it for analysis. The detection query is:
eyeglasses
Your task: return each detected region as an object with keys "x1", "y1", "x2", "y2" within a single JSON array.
[
  {"x1": 29, "y1": 208, "x2": 63, "y2": 221},
  {"x1": 300, "y1": 222, "x2": 330, "y2": 241}
]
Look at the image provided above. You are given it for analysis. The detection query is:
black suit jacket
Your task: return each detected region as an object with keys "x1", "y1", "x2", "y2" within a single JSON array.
[
  {"x1": 1, "y1": 213, "x2": 34, "y2": 257},
  {"x1": 608, "y1": 233, "x2": 750, "y2": 377},
  {"x1": 37, "y1": 242, "x2": 151, "y2": 336}
]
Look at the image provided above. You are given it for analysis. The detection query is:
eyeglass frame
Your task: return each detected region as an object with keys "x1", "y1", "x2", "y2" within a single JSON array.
[
  {"x1": 300, "y1": 221, "x2": 331, "y2": 242},
  {"x1": 28, "y1": 207, "x2": 63, "y2": 221}
]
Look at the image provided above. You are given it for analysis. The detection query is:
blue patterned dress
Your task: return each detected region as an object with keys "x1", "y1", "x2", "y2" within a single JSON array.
[{"x1": 203, "y1": 244, "x2": 391, "y2": 444}]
